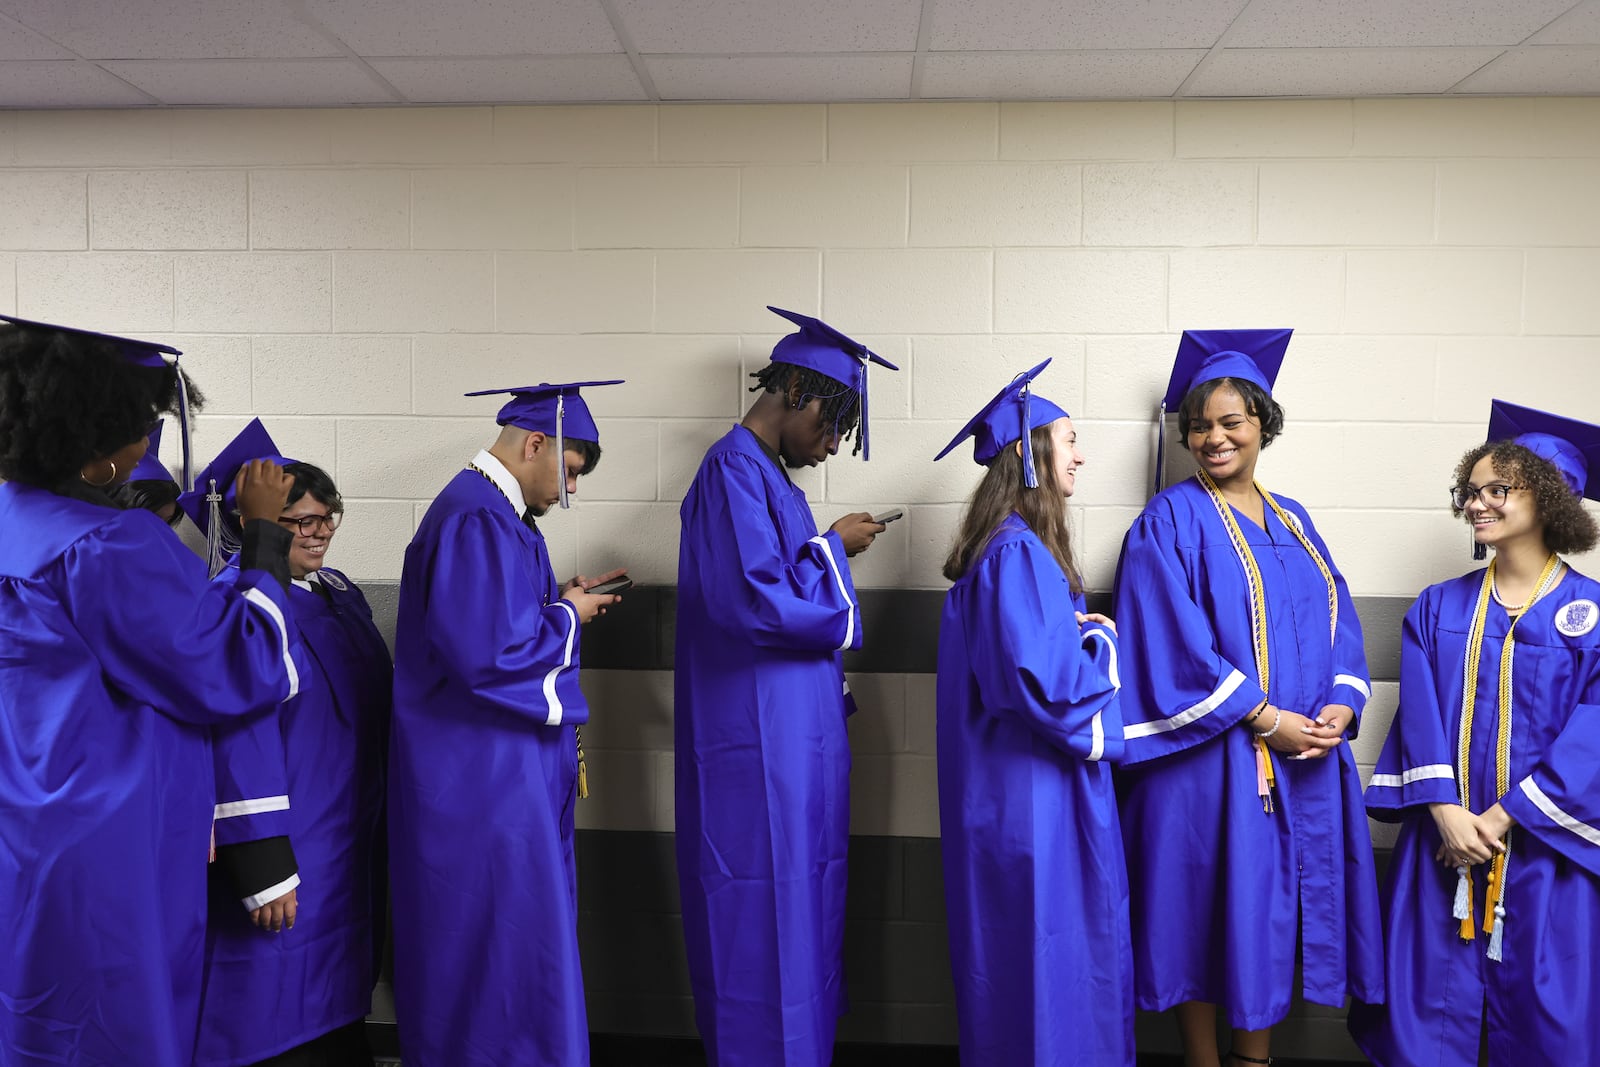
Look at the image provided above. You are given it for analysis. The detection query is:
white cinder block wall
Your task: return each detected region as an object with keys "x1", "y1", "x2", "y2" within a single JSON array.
[{"x1": 2, "y1": 99, "x2": 1597, "y2": 847}]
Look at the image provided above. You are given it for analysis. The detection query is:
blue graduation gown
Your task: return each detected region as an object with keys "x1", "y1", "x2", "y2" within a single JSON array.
[
  {"x1": 675, "y1": 426, "x2": 863, "y2": 1067},
  {"x1": 0, "y1": 482, "x2": 300, "y2": 1066},
  {"x1": 390, "y1": 464, "x2": 587, "y2": 1067},
  {"x1": 1349, "y1": 568, "x2": 1600, "y2": 1066},
  {"x1": 197, "y1": 567, "x2": 392, "y2": 1067},
  {"x1": 1112, "y1": 477, "x2": 1384, "y2": 1029},
  {"x1": 936, "y1": 515, "x2": 1133, "y2": 1065}
]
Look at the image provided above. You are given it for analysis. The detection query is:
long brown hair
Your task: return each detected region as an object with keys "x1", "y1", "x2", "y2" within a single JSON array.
[{"x1": 943, "y1": 421, "x2": 1082, "y2": 591}]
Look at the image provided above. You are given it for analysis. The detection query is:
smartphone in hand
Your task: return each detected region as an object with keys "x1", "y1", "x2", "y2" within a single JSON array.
[
  {"x1": 586, "y1": 576, "x2": 633, "y2": 596},
  {"x1": 872, "y1": 509, "x2": 904, "y2": 525}
]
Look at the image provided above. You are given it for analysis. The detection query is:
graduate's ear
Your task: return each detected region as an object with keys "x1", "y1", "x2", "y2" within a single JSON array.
[
  {"x1": 784, "y1": 371, "x2": 806, "y2": 411},
  {"x1": 523, "y1": 431, "x2": 547, "y2": 462}
]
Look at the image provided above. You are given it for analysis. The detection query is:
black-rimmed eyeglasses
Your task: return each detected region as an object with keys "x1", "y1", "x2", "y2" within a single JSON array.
[
  {"x1": 277, "y1": 512, "x2": 341, "y2": 535},
  {"x1": 1449, "y1": 483, "x2": 1523, "y2": 510}
]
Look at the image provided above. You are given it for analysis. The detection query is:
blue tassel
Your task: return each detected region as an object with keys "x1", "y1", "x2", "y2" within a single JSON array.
[
  {"x1": 556, "y1": 393, "x2": 569, "y2": 510},
  {"x1": 859, "y1": 364, "x2": 870, "y2": 461},
  {"x1": 175, "y1": 369, "x2": 194, "y2": 493},
  {"x1": 1021, "y1": 385, "x2": 1037, "y2": 488}
]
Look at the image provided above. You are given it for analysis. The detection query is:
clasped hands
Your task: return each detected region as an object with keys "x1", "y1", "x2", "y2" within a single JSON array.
[
  {"x1": 1247, "y1": 701, "x2": 1355, "y2": 760},
  {"x1": 1430, "y1": 801, "x2": 1514, "y2": 869}
]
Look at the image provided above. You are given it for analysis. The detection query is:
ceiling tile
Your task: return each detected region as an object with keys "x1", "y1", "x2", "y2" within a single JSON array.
[
  {"x1": 0, "y1": 0, "x2": 339, "y2": 59},
  {"x1": 1228, "y1": 0, "x2": 1576, "y2": 48},
  {"x1": 1455, "y1": 46, "x2": 1600, "y2": 92},
  {"x1": 302, "y1": 0, "x2": 619, "y2": 57},
  {"x1": 103, "y1": 58, "x2": 393, "y2": 105},
  {"x1": 922, "y1": 50, "x2": 1205, "y2": 99},
  {"x1": 0, "y1": 60, "x2": 152, "y2": 106},
  {"x1": 930, "y1": 0, "x2": 1248, "y2": 51},
  {"x1": 1531, "y1": 1, "x2": 1600, "y2": 44},
  {"x1": 613, "y1": 0, "x2": 920, "y2": 53},
  {"x1": 0, "y1": 11, "x2": 70, "y2": 59},
  {"x1": 369, "y1": 56, "x2": 645, "y2": 102},
  {"x1": 647, "y1": 54, "x2": 912, "y2": 100},
  {"x1": 1188, "y1": 47, "x2": 1505, "y2": 96}
]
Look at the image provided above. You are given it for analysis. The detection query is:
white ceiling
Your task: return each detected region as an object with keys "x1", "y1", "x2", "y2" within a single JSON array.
[{"x1": 0, "y1": 0, "x2": 1595, "y2": 108}]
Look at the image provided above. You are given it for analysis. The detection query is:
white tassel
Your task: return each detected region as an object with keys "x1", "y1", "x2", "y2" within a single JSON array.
[
  {"x1": 1487, "y1": 902, "x2": 1506, "y2": 963},
  {"x1": 1452, "y1": 867, "x2": 1471, "y2": 921},
  {"x1": 204, "y1": 478, "x2": 226, "y2": 579}
]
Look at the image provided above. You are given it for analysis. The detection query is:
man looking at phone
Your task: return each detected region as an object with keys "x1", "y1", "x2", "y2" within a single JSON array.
[
  {"x1": 675, "y1": 307, "x2": 895, "y2": 1067},
  {"x1": 389, "y1": 380, "x2": 625, "y2": 1066}
]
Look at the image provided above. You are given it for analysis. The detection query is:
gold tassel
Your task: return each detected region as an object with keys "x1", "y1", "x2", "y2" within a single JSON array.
[
  {"x1": 1482, "y1": 852, "x2": 1506, "y2": 936},
  {"x1": 576, "y1": 726, "x2": 589, "y2": 800}
]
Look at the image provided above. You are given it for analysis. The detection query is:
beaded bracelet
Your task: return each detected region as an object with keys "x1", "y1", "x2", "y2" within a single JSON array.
[{"x1": 1252, "y1": 707, "x2": 1283, "y2": 739}]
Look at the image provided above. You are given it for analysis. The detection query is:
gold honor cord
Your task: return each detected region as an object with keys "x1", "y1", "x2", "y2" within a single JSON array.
[
  {"x1": 1198, "y1": 471, "x2": 1340, "y2": 814},
  {"x1": 1452, "y1": 552, "x2": 1562, "y2": 959}
]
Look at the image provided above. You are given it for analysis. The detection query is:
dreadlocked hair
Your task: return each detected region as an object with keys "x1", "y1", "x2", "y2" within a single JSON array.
[
  {"x1": 749, "y1": 362, "x2": 863, "y2": 457},
  {"x1": 943, "y1": 421, "x2": 1082, "y2": 591},
  {"x1": 0, "y1": 325, "x2": 204, "y2": 488}
]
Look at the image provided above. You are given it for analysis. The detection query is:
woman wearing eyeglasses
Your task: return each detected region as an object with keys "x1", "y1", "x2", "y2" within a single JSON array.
[
  {"x1": 1349, "y1": 401, "x2": 1600, "y2": 1067},
  {"x1": 184, "y1": 426, "x2": 393, "y2": 1067}
]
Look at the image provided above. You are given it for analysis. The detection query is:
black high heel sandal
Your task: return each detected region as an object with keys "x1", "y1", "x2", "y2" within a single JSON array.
[{"x1": 1228, "y1": 1052, "x2": 1273, "y2": 1066}]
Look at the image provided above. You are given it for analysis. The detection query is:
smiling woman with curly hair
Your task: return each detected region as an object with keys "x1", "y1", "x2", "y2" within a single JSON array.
[
  {"x1": 1352, "y1": 401, "x2": 1600, "y2": 1067},
  {"x1": 0, "y1": 318, "x2": 305, "y2": 1066}
]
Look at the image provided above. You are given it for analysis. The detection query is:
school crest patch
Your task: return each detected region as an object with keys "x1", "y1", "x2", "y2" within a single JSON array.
[
  {"x1": 1555, "y1": 599, "x2": 1597, "y2": 638},
  {"x1": 320, "y1": 570, "x2": 349, "y2": 592}
]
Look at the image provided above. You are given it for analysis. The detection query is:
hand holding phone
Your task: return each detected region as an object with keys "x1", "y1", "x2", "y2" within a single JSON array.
[
  {"x1": 586, "y1": 576, "x2": 633, "y2": 596},
  {"x1": 871, "y1": 509, "x2": 904, "y2": 525}
]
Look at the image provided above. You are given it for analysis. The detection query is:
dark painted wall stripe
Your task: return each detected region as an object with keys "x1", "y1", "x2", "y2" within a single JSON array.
[{"x1": 359, "y1": 582, "x2": 1412, "y2": 681}]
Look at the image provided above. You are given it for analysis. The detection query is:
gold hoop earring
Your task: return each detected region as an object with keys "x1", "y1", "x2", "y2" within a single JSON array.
[{"x1": 81, "y1": 459, "x2": 118, "y2": 488}]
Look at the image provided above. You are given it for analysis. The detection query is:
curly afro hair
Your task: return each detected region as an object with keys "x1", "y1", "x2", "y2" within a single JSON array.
[
  {"x1": 0, "y1": 324, "x2": 203, "y2": 489},
  {"x1": 1177, "y1": 375, "x2": 1287, "y2": 449},
  {"x1": 1452, "y1": 440, "x2": 1599, "y2": 556}
]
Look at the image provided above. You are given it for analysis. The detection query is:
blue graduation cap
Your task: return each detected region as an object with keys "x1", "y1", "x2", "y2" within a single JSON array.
[
  {"x1": 176, "y1": 418, "x2": 295, "y2": 576},
  {"x1": 0, "y1": 314, "x2": 196, "y2": 492},
  {"x1": 932, "y1": 359, "x2": 1068, "y2": 489},
  {"x1": 1487, "y1": 399, "x2": 1600, "y2": 502},
  {"x1": 128, "y1": 420, "x2": 176, "y2": 485},
  {"x1": 463, "y1": 380, "x2": 624, "y2": 510},
  {"x1": 766, "y1": 306, "x2": 899, "y2": 461},
  {"x1": 1153, "y1": 328, "x2": 1294, "y2": 496},
  {"x1": 1161, "y1": 328, "x2": 1293, "y2": 412}
]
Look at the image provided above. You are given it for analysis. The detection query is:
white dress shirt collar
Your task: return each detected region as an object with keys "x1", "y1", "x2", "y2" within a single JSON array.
[{"x1": 470, "y1": 449, "x2": 528, "y2": 518}]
